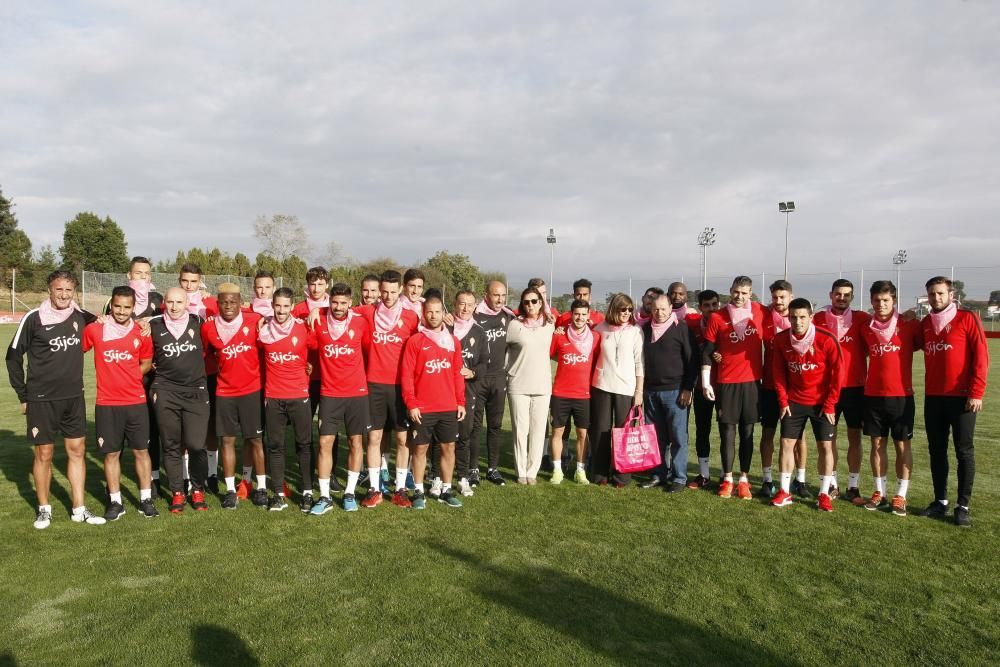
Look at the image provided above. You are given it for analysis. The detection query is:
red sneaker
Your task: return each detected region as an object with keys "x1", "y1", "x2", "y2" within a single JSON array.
[
  {"x1": 736, "y1": 481, "x2": 752, "y2": 500},
  {"x1": 864, "y1": 492, "x2": 885, "y2": 511},
  {"x1": 390, "y1": 490, "x2": 412, "y2": 509},
  {"x1": 283, "y1": 481, "x2": 290, "y2": 497},
  {"x1": 771, "y1": 489, "x2": 793, "y2": 507},
  {"x1": 717, "y1": 480, "x2": 733, "y2": 498},
  {"x1": 361, "y1": 489, "x2": 383, "y2": 509},
  {"x1": 191, "y1": 490, "x2": 209, "y2": 511},
  {"x1": 817, "y1": 493, "x2": 834, "y2": 512},
  {"x1": 169, "y1": 492, "x2": 186, "y2": 513},
  {"x1": 687, "y1": 475, "x2": 710, "y2": 490},
  {"x1": 236, "y1": 480, "x2": 251, "y2": 500}
]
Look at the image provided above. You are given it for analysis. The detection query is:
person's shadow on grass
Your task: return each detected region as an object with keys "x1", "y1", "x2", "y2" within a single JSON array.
[
  {"x1": 191, "y1": 624, "x2": 259, "y2": 666},
  {"x1": 428, "y1": 540, "x2": 798, "y2": 665}
]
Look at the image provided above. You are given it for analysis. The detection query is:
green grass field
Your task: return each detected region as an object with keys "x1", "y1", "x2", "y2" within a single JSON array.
[{"x1": 1, "y1": 324, "x2": 997, "y2": 666}]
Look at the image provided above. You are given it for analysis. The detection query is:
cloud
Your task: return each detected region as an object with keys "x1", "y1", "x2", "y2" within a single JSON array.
[{"x1": 2, "y1": 1, "x2": 999, "y2": 302}]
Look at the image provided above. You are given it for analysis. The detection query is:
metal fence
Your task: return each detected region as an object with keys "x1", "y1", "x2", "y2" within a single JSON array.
[{"x1": 79, "y1": 272, "x2": 275, "y2": 314}]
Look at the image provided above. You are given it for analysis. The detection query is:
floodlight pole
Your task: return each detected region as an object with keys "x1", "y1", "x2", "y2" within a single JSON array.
[
  {"x1": 893, "y1": 249, "x2": 908, "y2": 309},
  {"x1": 546, "y1": 228, "x2": 556, "y2": 299},
  {"x1": 697, "y1": 227, "x2": 717, "y2": 291},
  {"x1": 779, "y1": 202, "x2": 795, "y2": 280}
]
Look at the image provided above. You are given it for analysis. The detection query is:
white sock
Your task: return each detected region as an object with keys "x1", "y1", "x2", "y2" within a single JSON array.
[
  {"x1": 780, "y1": 473, "x2": 792, "y2": 493},
  {"x1": 151, "y1": 470, "x2": 160, "y2": 480},
  {"x1": 796, "y1": 468, "x2": 806, "y2": 483},
  {"x1": 278, "y1": 490, "x2": 285, "y2": 497},
  {"x1": 140, "y1": 488, "x2": 151, "y2": 501},
  {"x1": 110, "y1": 492, "x2": 122, "y2": 504},
  {"x1": 346, "y1": 471, "x2": 359, "y2": 495},
  {"x1": 380, "y1": 455, "x2": 388, "y2": 471},
  {"x1": 819, "y1": 475, "x2": 831, "y2": 496},
  {"x1": 256, "y1": 474, "x2": 267, "y2": 489},
  {"x1": 875, "y1": 476, "x2": 886, "y2": 495},
  {"x1": 762, "y1": 467, "x2": 772, "y2": 483},
  {"x1": 242, "y1": 465, "x2": 253, "y2": 479},
  {"x1": 368, "y1": 467, "x2": 381, "y2": 489},
  {"x1": 182, "y1": 452, "x2": 190, "y2": 480},
  {"x1": 553, "y1": 458, "x2": 562, "y2": 473},
  {"x1": 72, "y1": 506, "x2": 85, "y2": 516},
  {"x1": 319, "y1": 478, "x2": 330, "y2": 497},
  {"x1": 39, "y1": 504, "x2": 52, "y2": 513},
  {"x1": 577, "y1": 462, "x2": 586, "y2": 472},
  {"x1": 897, "y1": 479, "x2": 909, "y2": 498},
  {"x1": 207, "y1": 450, "x2": 219, "y2": 475},
  {"x1": 938, "y1": 498, "x2": 949, "y2": 506},
  {"x1": 433, "y1": 476, "x2": 442, "y2": 485},
  {"x1": 395, "y1": 468, "x2": 407, "y2": 490},
  {"x1": 848, "y1": 472, "x2": 860, "y2": 489},
  {"x1": 830, "y1": 470, "x2": 839, "y2": 488},
  {"x1": 442, "y1": 483, "x2": 452, "y2": 494},
  {"x1": 698, "y1": 457, "x2": 710, "y2": 478},
  {"x1": 225, "y1": 477, "x2": 236, "y2": 492},
  {"x1": 738, "y1": 473, "x2": 748, "y2": 483}
]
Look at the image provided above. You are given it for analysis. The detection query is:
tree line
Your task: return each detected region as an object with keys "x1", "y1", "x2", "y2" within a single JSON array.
[{"x1": 0, "y1": 185, "x2": 504, "y2": 297}]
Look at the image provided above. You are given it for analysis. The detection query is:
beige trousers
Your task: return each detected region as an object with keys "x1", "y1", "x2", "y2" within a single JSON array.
[{"x1": 508, "y1": 393, "x2": 551, "y2": 480}]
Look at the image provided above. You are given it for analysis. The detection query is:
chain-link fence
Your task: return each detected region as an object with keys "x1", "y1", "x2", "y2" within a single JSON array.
[{"x1": 79, "y1": 272, "x2": 279, "y2": 314}]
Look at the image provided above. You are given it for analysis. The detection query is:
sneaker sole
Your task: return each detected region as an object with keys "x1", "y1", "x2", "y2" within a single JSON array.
[
  {"x1": 310, "y1": 506, "x2": 334, "y2": 516},
  {"x1": 106, "y1": 511, "x2": 125, "y2": 521},
  {"x1": 437, "y1": 499, "x2": 463, "y2": 508},
  {"x1": 772, "y1": 500, "x2": 793, "y2": 507},
  {"x1": 269, "y1": 505, "x2": 287, "y2": 512},
  {"x1": 343, "y1": 505, "x2": 359, "y2": 512}
]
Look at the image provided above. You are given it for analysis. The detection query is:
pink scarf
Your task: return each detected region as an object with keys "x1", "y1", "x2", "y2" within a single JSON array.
[
  {"x1": 566, "y1": 323, "x2": 594, "y2": 356},
  {"x1": 929, "y1": 302, "x2": 957, "y2": 335},
  {"x1": 726, "y1": 303, "x2": 753, "y2": 338},
  {"x1": 303, "y1": 291, "x2": 330, "y2": 311},
  {"x1": 164, "y1": 312, "x2": 189, "y2": 340},
  {"x1": 38, "y1": 299, "x2": 81, "y2": 326},
  {"x1": 869, "y1": 310, "x2": 899, "y2": 343},
  {"x1": 420, "y1": 324, "x2": 455, "y2": 352},
  {"x1": 821, "y1": 305, "x2": 853, "y2": 341},
  {"x1": 129, "y1": 279, "x2": 152, "y2": 314},
  {"x1": 790, "y1": 324, "x2": 816, "y2": 355},
  {"x1": 401, "y1": 296, "x2": 424, "y2": 316},
  {"x1": 103, "y1": 318, "x2": 135, "y2": 342},
  {"x1": 520, "y1": 315, "x2": 546, "y2": 329},
  {"x1": 374, "y1": 299, "x2": 404, "y2": 333},
  {"x1": 475, "y1": 300, "x2": 514, "y2": 317},
  {"x1": 326, "y1": 309, "x2": 354, "y2": 340},
  {"x1": 650, "y1": 313, "x2": 678, "y2": 343},
  {"x1": 215, "y1": 312, "x2": 244, "y2": 345},
  {"x1": 452, "y1": 315, "x2": 474, "y2": 340},
  {"x1": 634, "y1": 310, "x2": 651, "y2": 326},
  {"x1": 672, "y1": 304, "x2": 691, "y2": 319},
  {"x1": 770, "y1": 308, "x2": 790, "y2": 334},
  {"x1": 258, "y1": 316, "x2": 295, "y2": 344},
  {"x1": 186, "y1": 291, "x2": 206, "y2": 318},
  {"x1": 251, "y1": 297, "x2": 274, "y2": 317}
]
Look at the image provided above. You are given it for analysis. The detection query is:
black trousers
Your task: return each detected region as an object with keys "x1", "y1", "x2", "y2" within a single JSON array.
[
  {"x1": 455, "y1": 385, "x2": 478, "y2": 480},
  {"x1": 693, "y1": 390, "x2": 715, "y2": 459},
  {"x1": 588, "y1": 387, "x2": 634, "y2": 485},
  {"x1": 266, "y1": 398, "x2": 314, "y2": 495},
  {"x1": 154, "y1": 388, "x2": 210, "y2": 493},
  {"x1": 719, "y1": 422, "x2": 755, "y2": 476},
  {"x1": 470, "y1": 373, "x2": 507, "y2": 470},
  {"x1": 925, "y1": 395, "x2": 977, "y2": 507}
]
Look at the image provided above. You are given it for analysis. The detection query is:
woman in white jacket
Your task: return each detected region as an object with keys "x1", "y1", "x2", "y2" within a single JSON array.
[
  {"x1": 589, "y1": 293, "x2": 645, "y2": 486},
  {"x1": 506, "y1": 287, "x2": 555, "y2": 484}
]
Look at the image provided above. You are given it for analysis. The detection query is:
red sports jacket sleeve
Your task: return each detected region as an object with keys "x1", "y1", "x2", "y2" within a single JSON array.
[
  {"x1": 969, "y1": 315, "x2": 990, "y2": 400},
  {"x1": 400, "y1": 336, "x2": 419, "y2": 410},
  {"x1": 772, "y1": 335, "x2": 790, "y2": 409},
  {"x1": 453, "y1": 342, "x2": 466, "y2": 407},
  {"x1": 822, "y1": 336, "x2": 843, "y2": 414}
]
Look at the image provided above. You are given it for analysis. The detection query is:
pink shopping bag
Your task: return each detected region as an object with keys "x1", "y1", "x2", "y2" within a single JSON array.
[{"x1": 612, "y1": 406, "x2": 661, "y2": 474}]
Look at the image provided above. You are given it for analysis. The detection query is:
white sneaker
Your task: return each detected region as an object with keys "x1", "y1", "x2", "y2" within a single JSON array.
[
  {"x1": 71, "y1": 508, "x2": 107, "y2": 525},
  {"x1": 34, "y1": 508, "x2": 52, "y2": 530},
  {"x1": 429, "y1": 477, "x2": 443, "y2": 499},
  {"x1": 459, "y1": 478, "x2": 474, "y2": 497}
]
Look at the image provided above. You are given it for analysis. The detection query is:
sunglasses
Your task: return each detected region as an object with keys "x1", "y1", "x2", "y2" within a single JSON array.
[
  {"x1": 523, "y1": 298, "x2": 540, "y2": 305},
  {"x1": 619, "y1": 307, "x2": 634, "y2": 313}
]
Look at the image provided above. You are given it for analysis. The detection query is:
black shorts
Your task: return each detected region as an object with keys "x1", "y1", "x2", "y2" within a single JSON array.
[
  {"x1": 206, "y1": 374, "x2": 218, "y2": 409},
  {"x1": 318, "y1": 395, "x2": 371, "y2": 437},
  {"x1": 780, "y1": 402, "x2": 836, "y2": 442},
  {"x1": 550, "y1": 396, "x2": 590, "y2": 429},
  {"x1": 216, "y1": 391, "x2": 264, "y2": 438},
  {"x1": 759, "y1": 387, "x2": 780, "y2": 428},
  {"x1": 410, "y1": 411, "x2": 460, "y2": 446},
  {"x1": 368, "y1": 382, "x2": 409, "y2": 432},
  {"x1": 25, "y1": 397, "x2": 87, "y2": 444},
  {"x1": 715, "y1": 381, "x2": 759, "y2": 425},
  {"x1": 835, "y1": 386, "x2": 865, "y2": 430},
  {"x1": 863, "y1": 395, "x2": 915, "y2": 441},
  {"x1": 95, "y1": 403, "x2": 150, "y2": 453}
]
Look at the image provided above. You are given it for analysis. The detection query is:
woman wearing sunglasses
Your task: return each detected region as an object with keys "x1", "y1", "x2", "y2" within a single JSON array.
[
  {"x1": 505, "y1": 286, "x2": 555, "y2": 484},
  {"x1": 589, "y1": 292, "x2": 645, "y2": 486}
]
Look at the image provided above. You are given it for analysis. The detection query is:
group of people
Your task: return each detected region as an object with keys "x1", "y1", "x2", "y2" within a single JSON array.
[{"x1": 6, "y1": 258, "x2": 988, "y2": 529}]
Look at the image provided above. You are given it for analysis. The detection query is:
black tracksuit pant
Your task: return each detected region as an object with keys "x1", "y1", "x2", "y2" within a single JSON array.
[
  {"x1": 589, "y1": 387, "x2": 634, "y2": 485},
  {"x1": 470, "y1": 373, "x2": 507, "y2": 471},
  {"x1": 925, "y1": 395, "x2": 977, "y2": 507},
  {"x1": 266, "y1": 398, "x2": 314, "y2": 495},
  {"x1": 155, "y1": 388, "x2": 210, "y2": 493}
]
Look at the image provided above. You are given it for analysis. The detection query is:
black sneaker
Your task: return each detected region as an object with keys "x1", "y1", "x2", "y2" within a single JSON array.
[
  {"x1": 919, "y1": 500, "x2": 949, "y2": 518},
  {"x1": 758, "y1": 480, "x2": 776, "y2": 498},
  {"x1": 640, "y1": 475, "x2": 663, "y2": 489},
  {"x1": 358, "y1": 470, "x2": 370, "y2": 486},
  {"x1": 469, "y1": 469, "x2": 481, "y2": 487},
  {"x1": 221, "y1": 491, "x2": 238, "y2": 509},
  {"x1": 251, "y1": 489, "x2": 269, "y2": 507},
  {"x1": 104, "y1": 502, "x2": 126, "y2": 522},
  {"x1": 486, "y1": 469, "x2": 506, "y2": 486},
  {"x1": 207, "y1": 475, "x2": 220, "y2": 494},
  {"x1": 300, "y1": 494, "x2": 314, "y2": 514},
  {"x1": 138, "y1": 498, "x2": 159, "y2": 518},
  {"x1": 792, "y1": 480, "x2": 813, "y2": 500},
  {"x1": 330, "y1": 476, "x2": 343, "y2": 493},
  {"x1": 268, "y1": 494, "x2": 287, "y2": 512},
  {"x1": 954, "y1": 506, "x2": 971, "y2": 528},
  {"x1": 665, "y1": 481, "x2": 686, "y2": 494}
]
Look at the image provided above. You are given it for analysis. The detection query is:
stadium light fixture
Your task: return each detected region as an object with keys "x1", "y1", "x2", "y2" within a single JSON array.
[
  {"x1": 779, "y1": 201, "x2": 795, "y2": 279},
  {"x1": 697, "y1": 226, "x2": 717, "y2": 291}
]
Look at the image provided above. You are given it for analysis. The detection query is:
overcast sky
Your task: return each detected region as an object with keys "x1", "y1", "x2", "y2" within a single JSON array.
[{"x1": 3, "y1": 1, "x2": 999, "y2": 302}]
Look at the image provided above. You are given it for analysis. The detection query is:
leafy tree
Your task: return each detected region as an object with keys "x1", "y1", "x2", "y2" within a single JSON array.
[
  {"x1": 551, "y1": 293, "x2": 574, "y2": 313},
  {"x1": 989, "y1": 290, "x2": 1000, "y2": 306},
  {"x1": 59, "y1": 212, "x2": 129, "y2": 273},
  {"x1": 953, "y1": 279, "x2": 967, "y2": 303},
  {"x1": 254, "y1": 213, "x2": 307, "y2": 261},
  {"x1": 0, "y1": 187, "x2": 33, "y2": 285},
  {"x1": 422, "y1": 251, "x2": 482, "y2": 294}
]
